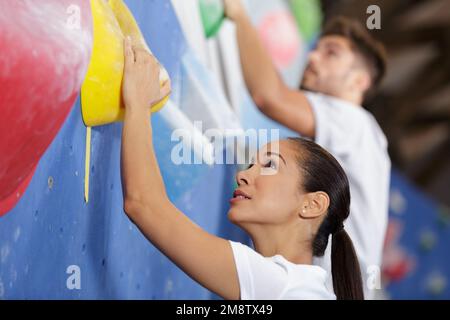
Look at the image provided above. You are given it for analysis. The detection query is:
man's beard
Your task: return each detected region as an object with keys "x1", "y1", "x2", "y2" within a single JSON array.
[
  {"x1": 300, "y1": 62, "x2": 323, "y2": 93},
  {"x1": 299, "y1": 78, "x2": 318, "y2": 93}
]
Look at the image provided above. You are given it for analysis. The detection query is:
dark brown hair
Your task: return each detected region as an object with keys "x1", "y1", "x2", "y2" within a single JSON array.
[
  {"x1": 288, "y1": 137, "x2": 364, "y2": 300},
  {"x1": 322, "y1": 16, "x2": 387, "y2": 99}
]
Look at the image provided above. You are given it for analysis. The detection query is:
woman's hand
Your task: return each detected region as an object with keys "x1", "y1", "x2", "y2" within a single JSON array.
[
  {"x1": 122, "y1": 37, "x2": 168, "y2": 112},
  {"x1": 223, "y1": 0, "x2": 246, "y2": 22}
]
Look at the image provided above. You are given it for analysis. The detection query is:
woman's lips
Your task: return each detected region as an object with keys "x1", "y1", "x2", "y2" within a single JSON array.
[
  {"x1": 229, "y1": 196, "x2": 251, "y2": 204},
  {"x1": 230, "y1": 190, "x2": 251, "y2": 204}
]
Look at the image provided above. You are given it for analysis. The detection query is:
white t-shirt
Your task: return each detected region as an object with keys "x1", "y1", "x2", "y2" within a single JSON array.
[
  {"x1": 305, "y1": 91, "x2": 391, "y2": 300},
  {"x1": 229, "y1": 240, "x2": 336, "y2": 300}
]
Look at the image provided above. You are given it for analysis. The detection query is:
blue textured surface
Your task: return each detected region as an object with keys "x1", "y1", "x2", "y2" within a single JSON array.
[
  {"x1": 384, "y1": 170, "x2": 450, "y2": 299},
  {"x1": 0, "y1": 0, "x2": 248, "y2": 299}
]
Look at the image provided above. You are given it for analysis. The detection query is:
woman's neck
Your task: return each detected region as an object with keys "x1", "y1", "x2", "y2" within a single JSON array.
[{"x1": 249, "y1": 225, "x2": 313, "y2": 265}]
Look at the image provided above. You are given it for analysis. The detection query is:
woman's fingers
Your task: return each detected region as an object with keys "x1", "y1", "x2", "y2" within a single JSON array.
[
  {"x1": 124, "y1": 37, "x2": 135, "y2": 69},
  {"x1": 133, "y1": 46, "x2": 149, "y2": 64},
  {"x1": 161, "y1": 80, "x2": 171, "y2": 97},
  {"x1": 159, "y1": 80, "x2": 171, "y2": 101},
  {"x1": 122, "y1": 34, "x2": 163, "y2": 108}
]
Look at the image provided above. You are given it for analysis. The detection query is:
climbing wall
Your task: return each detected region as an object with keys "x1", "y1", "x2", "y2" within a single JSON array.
[
  {"x1": 383, "y1": 170, "x2": 450, "y2": 299},
  {"x1": 0, "y1": 0, "x2": 248, "y2": 299}
]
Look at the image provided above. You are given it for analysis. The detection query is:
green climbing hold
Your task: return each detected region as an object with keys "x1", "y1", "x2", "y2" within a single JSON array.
[
  {"x1": 199, "y1": 0, "x2": 225, "y2": 38},
  {"x1": 289, "y1": 0, "x2": 322, "y2": 42},
  {"x1": 419, "y1": 230, "x2": 436, "y2": 252}
]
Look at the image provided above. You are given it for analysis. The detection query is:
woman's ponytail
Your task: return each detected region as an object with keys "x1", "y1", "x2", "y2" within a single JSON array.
[
  {"x1": 288, "y1": 137, "x2": 364, "y2": 300},
  {"x1": 331, "y1": 229, "x2": 364, "y2": 300}
]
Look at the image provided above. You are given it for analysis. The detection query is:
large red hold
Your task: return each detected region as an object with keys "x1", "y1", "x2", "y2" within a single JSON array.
[{"x1": 0, "y1": 0, "x2": 93, "y2": 215}]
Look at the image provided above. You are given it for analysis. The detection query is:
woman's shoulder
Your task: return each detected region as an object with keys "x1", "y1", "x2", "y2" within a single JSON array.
[
  {"x1": 270, "y1": 255, "x2": 336, "y2": 300},
  {"x1": 274, "y1": 255, "x2": 336, "y2": 300},
  {"x1": 229, "y1": 241, "x2": 336, "y2": 300}
]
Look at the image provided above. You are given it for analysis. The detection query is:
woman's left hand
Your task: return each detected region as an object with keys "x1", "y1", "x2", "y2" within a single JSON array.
[{"x1": 122, "y1": 37, "x2": 167, "y2": 112}]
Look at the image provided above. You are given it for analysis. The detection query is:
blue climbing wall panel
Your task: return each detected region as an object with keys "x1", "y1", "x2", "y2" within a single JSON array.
[
  {"x1": 0, "y1": 0, "x2": 248, "y2": 299},
  {"x1": 383, "y1": 170, "x2": 450, "y2": 299}
]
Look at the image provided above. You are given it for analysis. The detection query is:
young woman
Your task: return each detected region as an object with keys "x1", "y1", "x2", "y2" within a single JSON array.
[{"x1": 120, "y1": 38, "x2": 364, "y2": 300}]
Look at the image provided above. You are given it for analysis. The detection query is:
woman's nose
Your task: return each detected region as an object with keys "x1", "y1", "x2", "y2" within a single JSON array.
[{"x1": 236, "y1": 169, "x2": 250, "y2": 186}]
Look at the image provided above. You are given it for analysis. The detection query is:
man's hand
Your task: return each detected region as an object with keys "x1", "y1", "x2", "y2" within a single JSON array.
[
  {"x1": 223, "y1": 0, "x2": 246, "y2": 22},
  {"x1": 122, "y1": 37, "x2": 163, "y2": 112}
]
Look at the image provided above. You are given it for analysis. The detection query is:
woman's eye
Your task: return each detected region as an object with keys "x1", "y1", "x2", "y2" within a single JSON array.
[
  {"x1": 264, "y1": 160, "x2": 276, "y2": 169},
  {"x1": 247, "y1": 163, "x2": 254, "y2": 170}
]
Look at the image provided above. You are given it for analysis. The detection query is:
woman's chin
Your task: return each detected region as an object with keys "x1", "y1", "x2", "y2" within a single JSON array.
[{"x1": 227, "y1": 208, "x2": 244, "y2": 225}]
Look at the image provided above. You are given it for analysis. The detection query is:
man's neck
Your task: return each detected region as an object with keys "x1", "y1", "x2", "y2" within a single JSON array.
[
  {"x1": 332, "y1": 91, "x2": 363, "y2": 106},
  {"x1": 302, "y1": 87, "x2": 364, "y2": 106}
]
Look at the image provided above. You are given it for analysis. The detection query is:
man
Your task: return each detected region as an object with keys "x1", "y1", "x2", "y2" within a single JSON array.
[{"x1": 224, "y1": 0, "x2": 391, "y2": 299}]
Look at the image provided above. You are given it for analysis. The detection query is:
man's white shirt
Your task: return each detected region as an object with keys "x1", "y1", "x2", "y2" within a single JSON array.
[{"x1": 306, "y1": 91, "x2": 391, "y2": 300}]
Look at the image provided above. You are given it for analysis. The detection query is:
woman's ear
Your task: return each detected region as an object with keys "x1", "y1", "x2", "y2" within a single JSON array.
[{"x1": 299, "y1": 191, "x2": 330, "y2": 219}]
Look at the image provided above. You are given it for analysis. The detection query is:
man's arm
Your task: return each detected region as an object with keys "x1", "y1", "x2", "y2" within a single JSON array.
[
  {"x1": 225, "y1": 0, "x2": 315, "y2": 138},
  {"x1": 121, "y1": 38, "x2": 240, "y2": 300}
]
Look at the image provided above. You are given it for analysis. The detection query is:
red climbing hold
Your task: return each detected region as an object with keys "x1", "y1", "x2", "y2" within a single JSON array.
[{"x1": 0, "y1": 0, "x2": 93, "y2": 215}]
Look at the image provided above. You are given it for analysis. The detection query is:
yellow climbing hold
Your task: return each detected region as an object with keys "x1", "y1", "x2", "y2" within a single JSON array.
[
  {"x1": 84, "y1": 126, "x2": 91, "y2": 203},
  {"x1": 81, "y1": 0, "x2": 170, "y2": 127}
]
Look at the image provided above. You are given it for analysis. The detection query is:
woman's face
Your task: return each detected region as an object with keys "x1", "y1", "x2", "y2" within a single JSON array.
[{"x1": 228, "y1": 140, "x2": 305, "y2": 228}]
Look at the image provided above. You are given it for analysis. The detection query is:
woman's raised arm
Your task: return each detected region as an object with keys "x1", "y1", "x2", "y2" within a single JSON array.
[{"x1": 120, "y1": 38, "x2": 240, "y2": 300}]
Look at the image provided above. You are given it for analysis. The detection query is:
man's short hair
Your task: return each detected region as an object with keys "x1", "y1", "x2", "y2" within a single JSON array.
[{"x1": 322, "y1": 16, "x2": 387, "y2": 98}]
